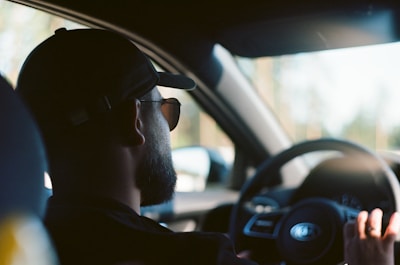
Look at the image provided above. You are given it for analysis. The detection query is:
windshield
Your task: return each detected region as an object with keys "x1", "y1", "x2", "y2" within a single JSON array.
[{"x1": 236, "y1": 42, "x2": 400, "y2": 152}]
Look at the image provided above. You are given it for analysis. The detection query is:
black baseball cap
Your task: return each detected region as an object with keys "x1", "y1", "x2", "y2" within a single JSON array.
[{"x1": 16, "y1": 28, "x2": 196, "y2": 130}]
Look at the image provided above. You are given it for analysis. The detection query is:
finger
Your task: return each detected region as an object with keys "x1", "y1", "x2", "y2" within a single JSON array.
[
  {"x1": 383, "y1": 212, "x2": 400, "y2": 243},
  {"x1": 357, "y1": 210, "x2": 368, "y2": 239},
  {"x1": 367, "y1": 208, "x2": 383, "y2": 237}
]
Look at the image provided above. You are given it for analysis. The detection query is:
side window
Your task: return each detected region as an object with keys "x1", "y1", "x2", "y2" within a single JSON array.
[
  {"x1": 159, "y1": 86, "x2": 234, "y2": 192},
  {"x1": 0, "y1": 1, "x2": 85, "y2": 86}
]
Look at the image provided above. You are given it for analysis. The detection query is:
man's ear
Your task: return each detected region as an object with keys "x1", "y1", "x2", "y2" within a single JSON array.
[
  {"x1": 131, "y1": 99, "x2": 145, "y2": 145},
  {"x1": 117, "y1": 99, "x2": 145, "y2": 146}
]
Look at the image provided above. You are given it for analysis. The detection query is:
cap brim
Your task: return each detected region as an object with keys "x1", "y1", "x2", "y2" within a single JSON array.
[{"x1": 157, "y1": 72, "x2": 196, "y2": 90}]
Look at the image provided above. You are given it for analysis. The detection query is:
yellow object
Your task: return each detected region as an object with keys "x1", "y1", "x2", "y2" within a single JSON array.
[{"x1": 0, "y1": 214, "x2": 58, "y2": 265}]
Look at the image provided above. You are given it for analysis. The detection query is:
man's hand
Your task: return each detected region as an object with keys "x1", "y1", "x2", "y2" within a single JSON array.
[{"x1": 343, "y1": 208, "x2": 400, "y2": 265}]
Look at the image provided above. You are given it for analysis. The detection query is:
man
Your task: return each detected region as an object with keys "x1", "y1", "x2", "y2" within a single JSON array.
[
  {"x1": 16, "y1": 27, "x2": 256, "y2": 265},
  {"x1": 16, "y1": 28, "x2": 399, "y2": 265}
]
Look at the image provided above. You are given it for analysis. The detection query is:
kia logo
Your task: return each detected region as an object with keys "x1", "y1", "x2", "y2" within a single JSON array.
[{"x1": 290, "y1": 222, "x2": 321, "y2": 241}]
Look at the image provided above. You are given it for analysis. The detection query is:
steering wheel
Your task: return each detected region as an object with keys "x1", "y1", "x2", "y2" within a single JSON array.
[{"x1": 229, "y1": 138, "x2": 400, "y2": 265}]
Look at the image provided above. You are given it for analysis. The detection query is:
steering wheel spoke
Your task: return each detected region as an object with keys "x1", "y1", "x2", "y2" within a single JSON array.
[{"x1": 244, "y1": 209, "x2": 288, "y2": 239}]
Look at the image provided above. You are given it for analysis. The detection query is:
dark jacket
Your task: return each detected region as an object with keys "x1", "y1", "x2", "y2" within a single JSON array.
[{"x1": 44, "y1": 196, "x2": 258, "y2": 265}]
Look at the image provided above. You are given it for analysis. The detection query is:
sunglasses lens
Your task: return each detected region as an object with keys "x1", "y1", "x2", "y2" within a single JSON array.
[{"x1": 161, "y1": 98, "x2": 181, "y2": 131}]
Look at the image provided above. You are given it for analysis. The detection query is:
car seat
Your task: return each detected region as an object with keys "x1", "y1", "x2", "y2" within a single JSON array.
[{"x1": 0, "y1": 74, "x2": 58, "y2": 264}]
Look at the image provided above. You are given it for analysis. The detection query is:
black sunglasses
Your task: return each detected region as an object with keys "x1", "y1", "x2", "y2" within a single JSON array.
[{"x1": 139, "y1": 98, "x2": 181, "y2": 131}]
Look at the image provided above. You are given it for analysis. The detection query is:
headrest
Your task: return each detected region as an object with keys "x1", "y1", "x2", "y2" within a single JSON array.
[{"x1": 0, "y1": 74, "x2": 48, "y2": 219}]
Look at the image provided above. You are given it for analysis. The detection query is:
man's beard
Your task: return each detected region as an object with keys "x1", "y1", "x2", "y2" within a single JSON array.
[{"x1": 136, "y1": 133, "x2": 177, "y2": 206}]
